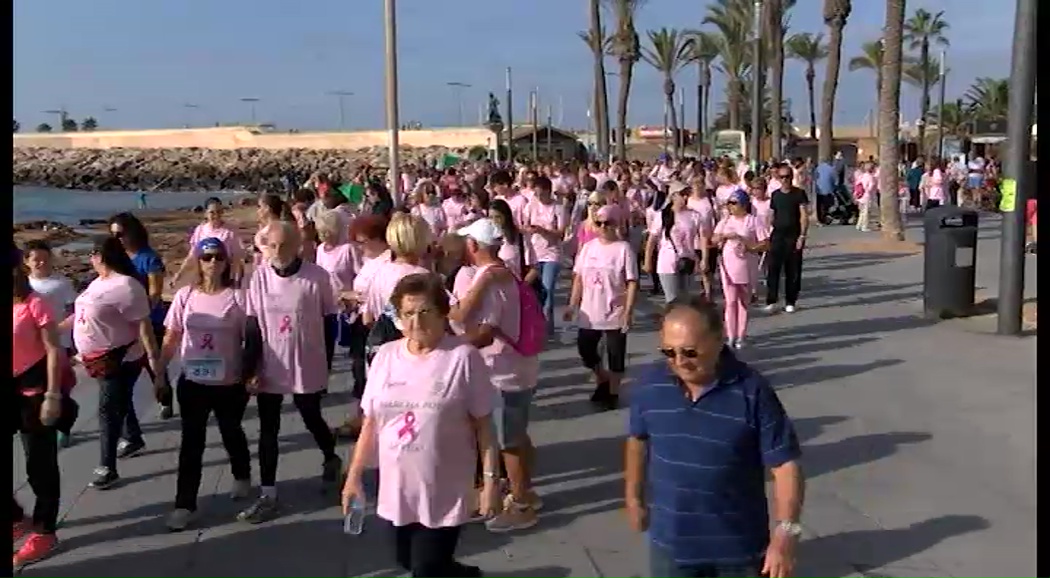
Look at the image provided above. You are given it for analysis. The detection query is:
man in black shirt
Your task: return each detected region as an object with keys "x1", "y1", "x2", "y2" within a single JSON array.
[{"x1": 765, "y1": 163, "x2": 810, "y2": 313}]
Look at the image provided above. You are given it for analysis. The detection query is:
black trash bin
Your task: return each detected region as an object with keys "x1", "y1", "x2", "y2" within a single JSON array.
[{"x1": 923, "y1": 206, "x2": 978, "y2": 319}]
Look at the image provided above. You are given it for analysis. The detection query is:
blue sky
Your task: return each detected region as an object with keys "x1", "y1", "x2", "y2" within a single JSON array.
[{"x1": 13, "y1": 0, "x2": 1016, "y2": 132}]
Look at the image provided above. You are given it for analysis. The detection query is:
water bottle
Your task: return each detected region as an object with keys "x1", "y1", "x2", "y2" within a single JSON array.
[{"x1": 343, "y1": 497, "x2": 366, "y2": 536}]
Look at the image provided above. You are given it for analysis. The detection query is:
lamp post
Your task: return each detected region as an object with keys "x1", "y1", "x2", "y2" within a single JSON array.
[
  {"x1": 383, "y1": 0, "x2": 401, "y2": 202},
  {"x1": 328, "y1": 91, "x2": 354, "y2": 129},
  {"x1": 935, "y1": 51, "x2": 948, "y2": 162},
  {"x1": 239, "y1": 98, "x2": 260, "y2": 125},
  {"x1": 182, "y1": 103, "x2": 200, "y2": 127},
  {"x1": 446, "y1": 82, "x2": 471, "y2": 127},
  {"x1": 505, "y1": 67, "x2": 514, "y2": 163},
  {"x1": 750, "y1": 0, "x2": 764, "y2": 167},
  {"x1": 530, "y1": 88, "x2": 539, "y2": 161}
]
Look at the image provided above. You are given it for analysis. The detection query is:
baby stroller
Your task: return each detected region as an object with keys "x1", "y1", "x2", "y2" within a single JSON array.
[{"x1": 822, "y1": 185, "x2": 859, "y2": 225}]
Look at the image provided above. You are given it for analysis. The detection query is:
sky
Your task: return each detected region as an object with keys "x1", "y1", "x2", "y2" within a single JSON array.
[{"x1": 13, "y1": 0, "x2": 1017, "y2": 133}]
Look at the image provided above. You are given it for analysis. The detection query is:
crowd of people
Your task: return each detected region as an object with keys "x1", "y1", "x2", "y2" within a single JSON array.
[{"x1": 12, "y1": 154, "x2": 817, "y2": 576}]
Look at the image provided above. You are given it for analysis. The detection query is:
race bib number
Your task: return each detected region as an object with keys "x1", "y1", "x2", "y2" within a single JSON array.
[{"x1": 185, "y1": 357, "x2": 226, "y2": 382}]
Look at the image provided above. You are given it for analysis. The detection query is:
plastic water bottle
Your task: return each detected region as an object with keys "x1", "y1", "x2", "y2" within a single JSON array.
[{"x1": 343, "y1": 497, "x2": 366, "y2": 535}]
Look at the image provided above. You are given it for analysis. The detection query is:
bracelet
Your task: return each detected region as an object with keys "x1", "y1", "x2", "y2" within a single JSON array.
[
  {"x1": 44, "y1": 391, "x2": 62, "y2": 400},
  {"x1": 482, "y1": 471, "x2": 499, "y2": 479}
]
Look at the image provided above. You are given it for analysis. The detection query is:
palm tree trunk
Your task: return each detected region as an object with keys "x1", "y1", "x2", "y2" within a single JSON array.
[
  {"x1": 667, "y1": 81, "x2": 680, "y2": 158},
  {"x1": 696, "y1": 60, "x2": 705, "y2": 156},
  {"x1": 806, "y1": 68, "x2": 817, "y2": 140},
  {"x1": 918, "y1": 39, "x2": 930, "y2": 155},
  {"x1": 819, "y1": 23, "x2": 845, "y2": 162},
  {"x1": 728, "y1": 81, "x2": 741, "y2": 130},
  {"x1": 878, "y1": 0, "x2": 905, "y2": 241},
  {"x1": 616, "y1": 58, "x2": 632, "y2": 161},
  {"x1": 703, "y1": 75, "x2": 712, "y2": 138},
  {"x1": 589, "y1": 0, "x2": 609, "y2": 160},
  {"x1": 769, "y1": 6, "x2": 785, "y2": 159}
]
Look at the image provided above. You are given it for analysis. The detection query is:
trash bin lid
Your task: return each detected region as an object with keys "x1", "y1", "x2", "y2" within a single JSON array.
[{"x1": 923, "y1": 205, "x2": 979, "y2": 229}]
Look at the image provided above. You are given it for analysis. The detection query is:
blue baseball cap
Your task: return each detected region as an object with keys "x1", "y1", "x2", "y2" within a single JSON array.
[
  {"x1": 728, "y1": 188, "x2": 750, "y2": 208},
  {"x1": 195, "y1": 237, "x2": 225, "y2": 254}
]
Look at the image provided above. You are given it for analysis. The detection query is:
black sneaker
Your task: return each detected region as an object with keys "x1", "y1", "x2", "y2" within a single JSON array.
[
  {"x1": 117, "y1": 439, "x2": 146, "y2": 459},
  {"x1": 589, "y1": 381, "x2": 610, "y2": 403},
  {"x1": 597, "y1": 394, "x2": 620, "y2": 412},
  {"x1": 441, "y1": 562, "x2": 482, "y2": 578},
  {"x1": 159, "y1": 405, "x2": 174, "y2": 420},
  {"x1": 89, "y1": 467, "x2": 120, "y2": 490},
  {"x1": 237, "y1": 495, "x2": 279, "y2": 524},
  {"x1": 321, "y1": 456, "x2": 343, "y2": 491}
]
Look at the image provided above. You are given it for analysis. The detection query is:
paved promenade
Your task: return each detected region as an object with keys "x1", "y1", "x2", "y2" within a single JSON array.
[{"x1": 14, "y1": 214, "x2": 1037, "y2": 577}]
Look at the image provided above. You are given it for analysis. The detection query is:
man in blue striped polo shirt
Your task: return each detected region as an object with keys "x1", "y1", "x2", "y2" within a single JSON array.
[{"x1": 626, "y1": 298, "x2": 805, "y2": 578}]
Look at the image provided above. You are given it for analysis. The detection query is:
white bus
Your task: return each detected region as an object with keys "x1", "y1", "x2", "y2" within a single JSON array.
[{"x1": 711, "y1": 129, "x2": 746, "y2": 159}]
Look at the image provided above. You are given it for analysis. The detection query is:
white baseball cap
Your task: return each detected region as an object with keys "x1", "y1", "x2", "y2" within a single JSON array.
[{"x1": 456, "y1": 218, "x2": 503, "y2": 246}]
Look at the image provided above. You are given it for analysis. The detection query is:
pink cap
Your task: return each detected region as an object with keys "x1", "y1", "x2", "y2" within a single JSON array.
[{"x1": 596, "y1": 204, "x2": 623, "y2": 223}]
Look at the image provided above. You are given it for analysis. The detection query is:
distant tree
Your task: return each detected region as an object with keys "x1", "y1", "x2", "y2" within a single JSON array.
[
  {"x1": 61, "y1": 117, "x2": 78, "y2": 132},
  {"x1": 13, "y1": 119, "x2": 19, "y2": 133},
  {"x1": 36, "y1": 123, "x2": 52, "y2": 133},
  {"x1": 81, "y1": 117, "x2": 98, "y2": 131}
]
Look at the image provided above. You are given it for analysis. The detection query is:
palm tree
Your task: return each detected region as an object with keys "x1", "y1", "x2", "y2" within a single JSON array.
[
  {"x1": 60, "y1": 117, "x2": 78, "y2": 132},
  {"x1": 36, "y1": 123, "x2": 52, "y2": 133},
  {"x1": 965, "y1": 77, "x2": 1009, "y2": 121},
  {"x1": 878, "y1": 0, "x2": 906, "y2": 242},
  {"x1": 703, "y1": 0, "x2": 752, "y2": 131},
  {"x1": 686, "y1": 30, "x2": 720, "y2": 153},
  {"x1": 764, "y1": 0, "x2": 796, "y2": 159},
  {"x1": 712, "y1": 75, "x2": 789, "y2": 132},
  {"x1": 81, "y1": 117, "x2": 99, "y2": 131},
  {"x1": 583, "y1": 0, "x2": 611, "y2": 159},
  {"x1": 819, "y1": 0, "x2": 852, "y2": 162},
  {"x1": 929, "y1": 101, "x2": 973, "y2": 138},
  {"x1": 605, "y1": 0, "x2": 644, "y2": 161},
  {"x1": 642, "y1": 28, "x2": 693, "y2": 157},
  {"x1": 848, "y1": 40, "x2": 887, "y2": 98},
  {"x1": 786, "y1": 32, "x2": 827, "y2": 140},
  {"x1": 904, "y1": 8, "x2": 950, "y2": 155}
]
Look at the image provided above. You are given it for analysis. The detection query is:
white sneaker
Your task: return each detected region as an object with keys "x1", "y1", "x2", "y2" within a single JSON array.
[
  {"x1": 165, "y1": 509, "x2": 195, "y2": 532},
  {"x1": 230, "y1": 479, "x2": 252, "y2": 501},
  {"x1": 733, "y1": 338, "x2": 745, "y2": 350},
  {"x1": 762, "y1": 304, "x2": 779, "y2": 314},
  {"x1": 784, "y1": 305, "x2": 797, "y2": 313}
]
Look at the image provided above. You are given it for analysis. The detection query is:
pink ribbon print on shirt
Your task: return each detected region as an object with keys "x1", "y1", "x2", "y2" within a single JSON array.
[
  {"x1": 200, "y1": 333, "x2": 215, "y2": 350},
  {"x1": 397, "y1": 411, "x2": 418, "y2": 443},
  {"x1": 278, "y1": 315, "x2": 293, "y2": 333}
]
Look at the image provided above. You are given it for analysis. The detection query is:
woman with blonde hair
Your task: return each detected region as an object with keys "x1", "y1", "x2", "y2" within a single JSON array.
[{"x1": 410, "y1": 180, "x2": 447, "y2": 239}]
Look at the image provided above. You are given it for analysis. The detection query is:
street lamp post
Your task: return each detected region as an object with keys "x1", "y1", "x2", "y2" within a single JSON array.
[
  {"x1": 446, "y1": 82, "x2": 471, "y2": 127},
  {"x1": 750, "y1": 0, "x2": 765, "y2": 166},
  {"x1": 43, "y1": 108, "x2": 67, "y2": 130},
  {"x1": 239, "y1": 98, "x2": 260, "y2": 125},
  {"x1": 997, "y1": 0, "x2": 1037, "y2": 335},
  {"x1": 505, "y1": 68, "x2": 514, "y2": 163},
  {"x1": 383, "y1": 0, "x2": 401, "y2": 204},
  {"x1": 183, "y1": 103, "x2": 200, "y2": 127},
  {"x1": 935, "y1": 51, "x2": 948, "y2": 162},
  {"x1": 530, "y1": 88, "x2": 540, "y2": 161},
  {"x1": 328, "y1": 91, "x2": 354, "y2": 129}
]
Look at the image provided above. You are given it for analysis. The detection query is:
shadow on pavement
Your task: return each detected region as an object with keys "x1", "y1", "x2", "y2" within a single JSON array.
[
  {"x1": 804, "y1": 251, "x2": 915, "y2": 273},
  {"x1": 803, "y1": 432, "x2": 931, "y2": 479},
  {"x1": 761, "y1": 314, "x2": 936, "y2": 342},
  {"x1": 797, "y1": 514, "x2": 991, "y2": 577},
  {"x1": 767, "y1": 358, "x2": 904, "y2": 390}
]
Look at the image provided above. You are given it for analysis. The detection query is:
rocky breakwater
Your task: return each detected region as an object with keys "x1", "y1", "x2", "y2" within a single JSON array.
[{"x1": 13, "y1": 145, "x2": 473, "y2": 191}]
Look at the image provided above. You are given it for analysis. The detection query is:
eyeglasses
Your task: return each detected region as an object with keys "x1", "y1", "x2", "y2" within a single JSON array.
[
  {"x1": 726, "y1": 201, "x2": 739, "y2": 206},
  {"x1": 199, "y1": 253, "x2": 226, "y2": 263},
  {"x1": 659, "y1": 347, "x2": 700, "y2": 360},
  {"x1": 588, "y1": 202, "x2": 603, "y2": 207},
  {"x1": 398, "y1": 307, "x2": 436, "y2": 320},
  {"x1": 594, "y1": 221, "x2": 610, "y2": 228}
]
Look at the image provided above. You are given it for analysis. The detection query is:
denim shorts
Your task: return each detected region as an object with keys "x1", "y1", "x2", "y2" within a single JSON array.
[{"x1": 493, "y1": 388, "x2": 534, "y2": 450}]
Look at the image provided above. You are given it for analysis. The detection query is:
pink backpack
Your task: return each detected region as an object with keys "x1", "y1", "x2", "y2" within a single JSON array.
[
  {"x1": 506, "y1": 277, "x2": 546, "y2": 357},
  {"x1": 852, "y1": 180, "x2": 866, "y2": 200}
]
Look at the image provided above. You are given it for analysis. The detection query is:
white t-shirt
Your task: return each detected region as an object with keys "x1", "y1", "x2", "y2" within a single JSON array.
[{"x1": 29, "y1": 274, "x2": 77, "y2": 348}]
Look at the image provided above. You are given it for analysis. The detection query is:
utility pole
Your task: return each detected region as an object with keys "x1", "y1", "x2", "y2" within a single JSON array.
[
  {"x1": 505, "y1": 67, "x2": 514, "y2": 163},
  {"x1": 182, "y1": 103, "x2": 200, "y2": 128},
  {"x1": 696, "y1": 60, "x2": 706, "y2": 157},
  {"x1": 997, "y1": 0, "x2": 1037, "y2": 336},
  {"x1": 750, "y1": 0, "x2": 765, "y2": 167},
  {"x1": 383, "y1": 0, "x2": 401, "y2": 204},
  {"x1": 530, "y1": 89, "x2": 539, "y2": 161},
  {"x1": 446, "y1": 81, "x2": 471, "y2": 127},
  {"x1": 328, "y1": 91, "x2": 354, "y2": 129},
  {"x1": 936, "y1": 50, "x2": 948, "y2": 162},
  {"x1": 239, "y1": 98, "x2": 260, "y2": 125},
  {"x1": 546, "y1": 104, "x2": 554, "y2": 159},
  {"x1": 679, "y1": 85, "x2": 686, "y2": 155},
  {"x1": 662, "y1": 100, "x2": 669, "y2": 154}
]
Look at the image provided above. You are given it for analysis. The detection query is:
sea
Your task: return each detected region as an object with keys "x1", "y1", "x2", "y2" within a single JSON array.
[{"x1": 13, "y1": 186, "x2": 243, "y2": 224}]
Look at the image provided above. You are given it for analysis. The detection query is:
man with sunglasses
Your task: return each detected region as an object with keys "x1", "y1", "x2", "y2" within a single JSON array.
[
  {"x1": 764, "y1": 163, "x2": 810, "y2": 314},
  {"x1": 626, "y1": 298, "x2": 804, "y2": 578}
]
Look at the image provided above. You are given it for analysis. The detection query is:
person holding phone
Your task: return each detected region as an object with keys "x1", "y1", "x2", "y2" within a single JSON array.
[{"x1": 564, "y1": 204, "x2": 639, "y2": 411}]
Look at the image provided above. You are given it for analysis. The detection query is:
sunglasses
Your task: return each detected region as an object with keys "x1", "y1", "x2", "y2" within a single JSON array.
[
  {"x1": 588, "y1": 202, "x2": 603, "y2": 207},
  {"x1": 726, "y1": 201, "x2": 739, "y2": 206},
  {"x1": 199, "y1": 253, "x2": 226, "y2": 263},
  {"x1": 659, "y1": 347, "x2": 700, "y2": 359},
  {"x1": 594, "y1": 221, "x2": 611, "y2": 228}
]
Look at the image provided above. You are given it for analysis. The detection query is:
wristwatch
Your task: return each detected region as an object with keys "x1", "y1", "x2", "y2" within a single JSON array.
[{"x1": 775, "y1": 520, "x2": 803, "y2": 538}]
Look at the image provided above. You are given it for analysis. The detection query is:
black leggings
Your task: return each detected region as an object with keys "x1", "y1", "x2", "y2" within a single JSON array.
[
  {"x1": 386, "y1": 520, "x2": 463, "y2": 577},
  {"x1": 577, "y1": 328, "x2": 628, "y2": 373},
  {"x1": 12, "y1": 364, "x2": 61, "y2": 534},
  {"x1": 345, "y1": 318, "x2": 369, "y2": 399},
  {"x1": 175, "y1": 378, "x2": 251, "y2": 511},
  {"x1": 256, "y1": 392, "x2": 337, "y2": 487}
]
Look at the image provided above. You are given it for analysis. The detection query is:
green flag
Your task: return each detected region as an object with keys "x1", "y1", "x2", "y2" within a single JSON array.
[
  {"x1": 338, "y1": 183, "x2": 365, "y2": 205},
  {"x1": 440, "y1": 153, "x2": 460, "y2": 169}
]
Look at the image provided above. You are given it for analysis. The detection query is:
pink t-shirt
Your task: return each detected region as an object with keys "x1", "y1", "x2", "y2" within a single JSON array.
[
  {"x1": 751, "y1": 198, "x2": 773, "y2": 234},
  {"x1": 686, "y1": 197, "x2": 716, "y2": 250},
  {"x1": 13, "y1": 293, "x2": 55, "y2": 377},
  {"x1": 928, "y1": 169, "x2": 945, "y2": 202},
  {"x1": 189, "y1": 222, "x2": 245, "y2": 259},
  {"x1": 244, "y1": 262, "x2": 338, "y2": 394},
  {"x1": 364, "y1": 335, "x2": 495, "y2": 528},
  {"x1": 715, "y1": 214, "x2": 769, "y2": 286},
  {"x1": 73, "y1": 274, "x2": 151, "y2": 360},
  {"x1": 573, "y1": 239, "x2": 638, "y2": 330},
  {"x1": 495, "y1": 193, "x2": 529, "y2": 228},
  {"x1": 164, "y1": 286, "x2": 246, "y2": 386},
  {"x1": 315, "y1": 242, "x2": 356, "y2": 293},
  {"x1": 253, "y1": 224, "x2": 273, "y2": 266},
  {"x1": 715, "y1": 185, "x2": 737, "y2": 212},
  {"x1": 450, "y1": 263, "x2": 539, "y2": 392},
  {"x1": 524, "y1": 199, "x2": 565, "y2": 263},
  {"x1": 411, "y1": 204, "x2": 448, "y2": 239},
  {"x1": 766, "y1": 178, "x2": 784, "y2": 195},
  {"x1": 497, "y1": 237, "x2": 536, "y2": 280},
  {"x1": 574, "y1": 222, "x2": 601, "y2": 251},
  {"x1": 363, "y1": 261, "x2": 430, "y2": 321},
  {"x1": 648, "y1": 209, "x2": 702, "y2": 275},
  {"x1": 441, "y1": 197, "x2": 471, "y2": 229}
]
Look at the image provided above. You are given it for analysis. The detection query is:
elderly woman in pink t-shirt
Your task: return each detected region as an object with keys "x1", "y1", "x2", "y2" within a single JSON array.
[
  {"x1": 713, "y1": 189, "x2": 770, "y2": 349},
  {"x1": 343, "y1": 273, "x2": 500, "y2": 578}
]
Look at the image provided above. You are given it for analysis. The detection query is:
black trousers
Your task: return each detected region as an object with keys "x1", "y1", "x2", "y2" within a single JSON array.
[
  {"x1": 577, "y1": 328, "x2": 628, "y2": 373},
  {"x1": 256, "y1": 392, "x2": 337, "y2": 487},
  {"x1": 174, "y1": 378, "x2": 251, "y2": 511},
  {"x1": 344, "y1": 318, "x2": 369, "y2": 399},
  {"x1": 144, "y1": 323, "x2": 174, "y2": 410},
  {"x1": 815, "y1": 194, "x2": 832, "y2": 222},
  {"x1": 386, "y1": 520, "x2": 463, "y2": 577},
  {"x1": 766, "y1": 233, "x2": 803, "y2": 307},
  {"x1": 11, "y1": 378, "x2": 61, "y2": 534}
]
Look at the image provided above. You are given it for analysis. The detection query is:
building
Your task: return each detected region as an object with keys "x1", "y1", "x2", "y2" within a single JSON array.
[{"x1": 503, "y1": 126, "x2": 587, "y2": 161}]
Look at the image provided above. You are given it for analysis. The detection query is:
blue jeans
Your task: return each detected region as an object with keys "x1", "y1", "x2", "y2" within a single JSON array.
[
  {"x1": 98, "y1": 361, "x2": 144, "y2": 471},
  {"x1": 535, "y1": 261, "x2": 560, "y2": 323},
  {"x1": 649, "y1": 544, "x2": 763, "y2": 578}
]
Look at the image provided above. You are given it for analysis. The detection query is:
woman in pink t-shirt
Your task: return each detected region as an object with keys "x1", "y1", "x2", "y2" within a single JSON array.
[
  {"x1": 171, "y1": 197, "x2": 245, "y2": 288},
  {"x1": 156, "y1": 237, "x2": 251, "y2": 531},
  {"x1": 12, "y1": 245, "x2": 66, "y2": 566},
  {"x1": 410, "y1": 181, "x2": 448, "y2": 239},
  {"x1": 712, "y1": 189, "x2": 770, "y2": 348},
  {"x1": 361, "y1": 214, "x2": 433, "y2": 355},
  {"x1": 253, "y1": 193, "x2": 289, "y2": 267},
  {"x1": 644, "y1": 183, "x2": 706, "y2": 304},
  {"x1": 68, "y1": 236, "x2": 159, "y2": 489},
  {"x1": 343, "y1": 273, "x2": 500, "y2": 577},
  {"x1": 686, "y1": 176, "x2": 718, "y2": 300},
  {"x1": 314, "y1": 210, "x2": 356, "y2": 293},
  {"x1": 565, "y1": 205, "x2": 638, "y2": 410}
]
